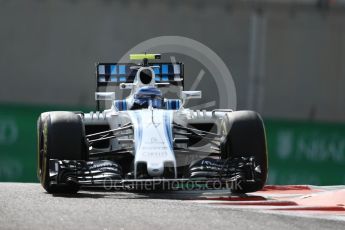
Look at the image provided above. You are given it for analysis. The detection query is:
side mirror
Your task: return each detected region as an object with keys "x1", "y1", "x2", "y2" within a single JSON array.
[
  {"x1": 95, "y1": 92, "x2": 115, "y2": 101},
  {"x1": 181, "y1": 91, "x2": 202, "y2": 100},
  {"x1": 181, "y1": 91, "x2": 202, "y2": 107}
]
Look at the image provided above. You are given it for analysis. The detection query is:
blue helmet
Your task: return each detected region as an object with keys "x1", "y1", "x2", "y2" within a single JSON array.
[{"x1": 133, "y1": 86, "x2": 163, "y2": 109}]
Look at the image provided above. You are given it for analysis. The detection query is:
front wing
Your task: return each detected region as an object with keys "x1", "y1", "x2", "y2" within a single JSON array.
[{"x1": 48, "y1": 157, "x2": 261, "y2": 191}]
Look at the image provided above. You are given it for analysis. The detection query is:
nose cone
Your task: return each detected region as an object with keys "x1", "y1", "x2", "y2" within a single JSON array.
[{"x1": 128, "y1": 110, "x2": 177, "y2": 179}]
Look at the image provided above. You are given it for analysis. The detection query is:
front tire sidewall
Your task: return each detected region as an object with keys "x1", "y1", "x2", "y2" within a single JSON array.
[{"x1": 221, "y1": 111, "x2": 268, "y2": 193}]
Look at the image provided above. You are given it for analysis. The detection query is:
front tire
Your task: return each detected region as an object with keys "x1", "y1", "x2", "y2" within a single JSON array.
[
  {"x1": 37, "y1": 111, "x2": 87, "y2": 194},
  {"x1": 220, "y1": 111, "x2": 268, "y2": 193}
]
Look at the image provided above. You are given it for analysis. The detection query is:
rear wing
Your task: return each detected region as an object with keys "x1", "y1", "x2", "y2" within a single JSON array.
[
  {"x1": 95, "y1": 62, "x2": 184, "y2": 110},
  {"x1": 96, "y1": 62, "x2": 184, "y2": 87}
]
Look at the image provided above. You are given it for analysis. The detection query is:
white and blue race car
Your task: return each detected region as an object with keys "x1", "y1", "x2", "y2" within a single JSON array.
[{"x1": 37, "y1": 54, "x2": 268, "y2": 194}]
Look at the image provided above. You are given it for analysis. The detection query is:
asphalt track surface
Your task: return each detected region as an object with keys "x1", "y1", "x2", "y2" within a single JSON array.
[{"x1": 0, "y1": 183, "x2": 344, "y2": 230}]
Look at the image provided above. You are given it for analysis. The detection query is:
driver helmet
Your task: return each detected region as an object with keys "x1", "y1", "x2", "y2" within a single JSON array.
[{"x1": 133, "y1": 86, "x2": 163, "y2": 109}]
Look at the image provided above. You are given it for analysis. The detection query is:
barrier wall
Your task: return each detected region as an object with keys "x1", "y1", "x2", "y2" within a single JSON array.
[
  {"x1": 267, "y1": 119, "x2": 345, "y2": 185},
  {"x1": 0, "y1": 104, "x2": 89, "y2": 182},
  {"x1": 0, "y1": 104, "x2": 344, "y2": 185}
]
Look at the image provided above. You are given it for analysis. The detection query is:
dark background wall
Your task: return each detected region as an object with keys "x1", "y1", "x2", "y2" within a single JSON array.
[{"x1": 1, "y1": 0, "x2": 344, "y2": 122}]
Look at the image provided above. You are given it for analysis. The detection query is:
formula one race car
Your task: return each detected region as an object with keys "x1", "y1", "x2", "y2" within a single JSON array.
[{"x1": 37, "y1": 54, "x2": 268, "y2": 194}]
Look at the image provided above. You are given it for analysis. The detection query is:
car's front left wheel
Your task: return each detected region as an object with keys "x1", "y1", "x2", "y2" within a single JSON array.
[{"x1": 220, "y1": 111, "x2": 268, "y2": 193}]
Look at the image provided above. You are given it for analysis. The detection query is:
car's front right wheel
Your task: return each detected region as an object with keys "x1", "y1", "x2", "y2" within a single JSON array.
[{"x1": 37, "y1": 111, "x2": 87, "y2": 194}]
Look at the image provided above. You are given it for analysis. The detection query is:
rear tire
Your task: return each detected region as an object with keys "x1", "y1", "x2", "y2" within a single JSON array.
[
  {"x1": 37, "y1": 111, "x2": 87, "y2": 194},
  {"x1": 220, "y1": 111, "x2": 268, "y2": 193}
]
